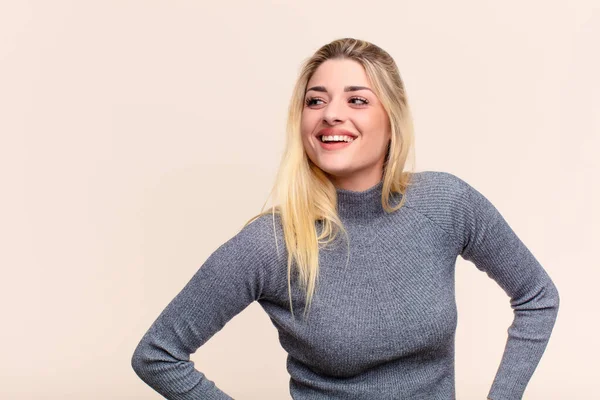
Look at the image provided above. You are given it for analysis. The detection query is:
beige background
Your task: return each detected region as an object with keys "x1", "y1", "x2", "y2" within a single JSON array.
[{"x1": 2, "y1": 1, "x2": 598, "y2": 399}]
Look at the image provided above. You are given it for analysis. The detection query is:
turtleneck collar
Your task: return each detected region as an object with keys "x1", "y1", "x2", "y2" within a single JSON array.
[{"x1": 335, "y1": 178, "x2": 388, "y2": 221}]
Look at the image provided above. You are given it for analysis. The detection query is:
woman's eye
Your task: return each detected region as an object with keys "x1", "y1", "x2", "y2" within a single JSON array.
[
  {"x1": 350, "y1": 97, "x2": 368, "y2": 105},
  {"x1": 305, "y1": 97, "x2": 369, "y2": 106},
  {"x1": 305, "y1": 97, "x2": 323, "y2": 106}
]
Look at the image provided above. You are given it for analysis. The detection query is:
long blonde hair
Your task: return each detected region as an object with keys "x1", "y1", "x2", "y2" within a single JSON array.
[{"x1": 244, "y1": 38, "x2": 416, "y2": 321}]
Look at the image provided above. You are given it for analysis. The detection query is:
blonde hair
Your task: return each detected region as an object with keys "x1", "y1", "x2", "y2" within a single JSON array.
[{"x1": 244, "y1": 38, "x2": 416, "y2": 321}]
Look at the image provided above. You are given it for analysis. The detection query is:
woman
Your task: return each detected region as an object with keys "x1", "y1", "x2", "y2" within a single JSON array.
[{"x1": 131, "y1": 38, "x2": 560, "y2": 400}]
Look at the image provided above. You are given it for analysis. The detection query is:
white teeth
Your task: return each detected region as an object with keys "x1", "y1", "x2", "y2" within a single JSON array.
[{"x1": 321, "y1": 135, "x2": 354, "y2": 143}]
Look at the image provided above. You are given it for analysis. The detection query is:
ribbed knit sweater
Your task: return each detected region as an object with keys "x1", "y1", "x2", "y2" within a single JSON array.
[{"x1": 131, "y1": 170, "x2": 560, "y2": 400}]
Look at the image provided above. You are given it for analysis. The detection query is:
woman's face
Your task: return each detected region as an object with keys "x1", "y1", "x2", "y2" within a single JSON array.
[{"x1": 301, "y1": 58, "x2": 391, "y2": 191}]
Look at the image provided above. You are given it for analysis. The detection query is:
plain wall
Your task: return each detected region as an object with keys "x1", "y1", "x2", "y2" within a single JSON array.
[{"x1": 1, "y1": 0, "x2": 598, "y2": 398}]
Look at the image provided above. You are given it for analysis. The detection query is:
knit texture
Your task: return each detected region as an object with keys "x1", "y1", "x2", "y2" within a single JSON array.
[{"x1": 131, "y1": 170, "x2": 560, "y2": 400}]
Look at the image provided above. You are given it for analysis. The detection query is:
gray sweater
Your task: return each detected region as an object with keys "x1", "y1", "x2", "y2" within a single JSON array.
[{"x1": 131, "y1": 170, "x2": 560, "y2": 400}]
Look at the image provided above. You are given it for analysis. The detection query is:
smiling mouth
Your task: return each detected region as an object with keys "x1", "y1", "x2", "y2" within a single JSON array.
[
  {"x1": 316, "y1": 136, "x2": 356, "y2": 152},
  {"x1": 317, "y1": 135, "x2": 356, "y2": 143}
]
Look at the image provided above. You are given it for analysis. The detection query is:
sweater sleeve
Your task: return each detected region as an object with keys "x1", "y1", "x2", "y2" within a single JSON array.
[
  {"x1": 131, "y1": 218, "x2": 271, "y2": 400},
  {"x1": 456, "y1": 178, "x2": 560, "y2": 400}
]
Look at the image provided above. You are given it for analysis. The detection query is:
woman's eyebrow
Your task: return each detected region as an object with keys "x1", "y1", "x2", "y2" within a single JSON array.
[{"x1": 305, "y1": 85, "x2": 374, "y2": 94}]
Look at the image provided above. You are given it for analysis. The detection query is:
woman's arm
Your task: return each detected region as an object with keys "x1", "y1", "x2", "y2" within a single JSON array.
[
  {"x1": 456, "y1": 177, "x2": 560, "y2": 400},
  {"x1": 131, "y1": 218, "x2": 272, "y2": 399}
]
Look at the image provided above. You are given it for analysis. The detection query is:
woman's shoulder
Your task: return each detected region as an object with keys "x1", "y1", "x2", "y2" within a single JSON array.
[
  {"x1": 236, "y1": 211, "x2": 286, "y2": 258},
  {"x1": 242, "y1": 211, "x2": 283, "y2": 235},
  {"x1": 405, "y1": 170, "x2": 472, "y2": 204},
  {"x1": 399, "y1": 170, "x2": 476, "y2": 248}
]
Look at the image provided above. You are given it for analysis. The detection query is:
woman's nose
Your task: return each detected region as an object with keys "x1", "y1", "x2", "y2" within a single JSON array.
[{"x1": 322, "y1": 102, "x2": 345, "y2": 124}]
